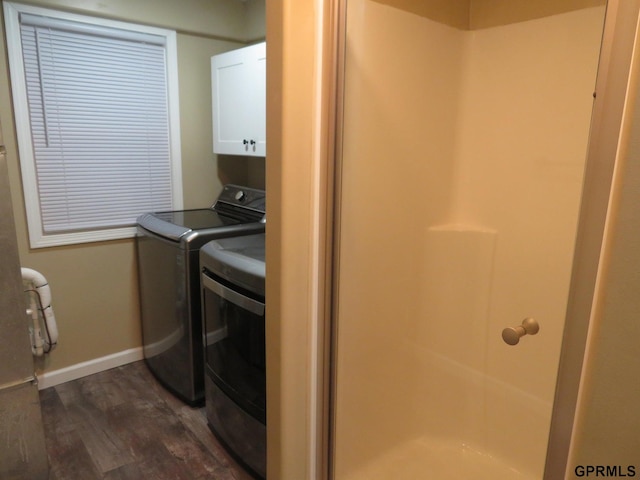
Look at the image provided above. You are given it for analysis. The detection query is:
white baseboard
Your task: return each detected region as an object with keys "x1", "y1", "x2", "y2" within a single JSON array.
[{"x1": 37, "y1": 347, "x2": 144, "y2": 390}]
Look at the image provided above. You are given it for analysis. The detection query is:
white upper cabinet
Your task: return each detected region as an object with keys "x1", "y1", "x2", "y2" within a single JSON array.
[{"x1": 211, "y1": 42, "x2": 266, "y2": 157}]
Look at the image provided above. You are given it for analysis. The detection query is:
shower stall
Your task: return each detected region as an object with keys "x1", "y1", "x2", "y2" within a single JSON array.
[{"x1": 331, "y1": 1, "x2": 612, "y2": 478}]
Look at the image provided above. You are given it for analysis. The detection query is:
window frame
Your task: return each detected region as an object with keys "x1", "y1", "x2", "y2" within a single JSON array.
[{"x1": 3, "y1": 2, "x2": 183, "y2": 248}]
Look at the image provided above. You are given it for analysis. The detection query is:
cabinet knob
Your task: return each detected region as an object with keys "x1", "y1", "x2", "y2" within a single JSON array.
[{"x1": 243, "y1": 139, "x2": 249, "y2": 145}]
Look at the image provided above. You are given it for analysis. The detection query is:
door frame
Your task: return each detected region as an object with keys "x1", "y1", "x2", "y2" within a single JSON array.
[
  {"x1": 264, "y1": 0, "x2": 640, "y2": 478},
  {"x1": 545, "y1": 1, "x2": 640, "y2": 477}
]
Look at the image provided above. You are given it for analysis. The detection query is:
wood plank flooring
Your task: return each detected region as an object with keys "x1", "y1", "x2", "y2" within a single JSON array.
[{"x1": 39, "y1": 361, "x2": 255, "y2": 480}]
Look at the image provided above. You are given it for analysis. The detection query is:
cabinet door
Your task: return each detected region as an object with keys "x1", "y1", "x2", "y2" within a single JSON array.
[
  {"x1": 249, "y1": 43, "x2": 266, "y2": 157},
  {"x1": 211, "y1": 43, "x2": 266, "y2": 157},
  {"x1": 212, "y1": 48, "x2": 251, "y2": 155}
]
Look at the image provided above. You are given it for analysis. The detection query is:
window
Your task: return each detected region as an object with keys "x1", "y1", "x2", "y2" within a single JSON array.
[{"x1": 3, "y1": 2, "x2": 182, "y2": 248}]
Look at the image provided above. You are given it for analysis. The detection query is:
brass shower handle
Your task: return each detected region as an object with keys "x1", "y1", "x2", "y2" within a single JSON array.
[{"x1": 502, "y1": 318, "x2": 539, "y2": 346}]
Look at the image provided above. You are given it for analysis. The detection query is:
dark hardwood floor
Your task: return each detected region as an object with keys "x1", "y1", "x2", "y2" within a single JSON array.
[{"x1": 39, "y1": 361, "x2": 255, "y2": 480}]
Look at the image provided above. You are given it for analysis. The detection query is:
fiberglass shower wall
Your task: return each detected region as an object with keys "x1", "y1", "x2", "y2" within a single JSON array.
[{"x1": 333, "y1": 1, "x2": 605, "y2": 479}]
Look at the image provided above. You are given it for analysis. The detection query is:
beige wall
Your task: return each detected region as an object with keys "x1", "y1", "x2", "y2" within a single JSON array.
[
  {"x1": 245, "y1": 0, "x2": 267, "y2": 42},
  {"x1": 371, "y1": 0, "x2": 471, "y2": 29},
  {"x1": 370, "y1": 0, "x2": 606, "y2": 29},
  {"x1": 7, "y1": 0, "x2": 263, "y2": 41},
  {"x1": 177, "y1": 34, "x2": 250, "y2": 208},
  {"x1": 0, "y1": 0, "x2": 264, "y2": 374},
  {"x1": 470, "y1": 0, "x2": 606, "y2": 29}
]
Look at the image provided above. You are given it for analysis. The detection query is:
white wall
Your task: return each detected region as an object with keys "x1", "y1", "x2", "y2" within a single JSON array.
[
  {"x1": 333, "y1": 2, "x2": 604, "y2": 478},
  {"x1": 451, "y1": 7, "x2": 605, "y2": 473},
  {"x1": 334, "y1": 2, "x2": 467, "y2": 475}
]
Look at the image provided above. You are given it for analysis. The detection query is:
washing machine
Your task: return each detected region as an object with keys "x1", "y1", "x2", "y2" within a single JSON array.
[{"x1": 136, "y1": 185, "x2": 265, "y2": 405}]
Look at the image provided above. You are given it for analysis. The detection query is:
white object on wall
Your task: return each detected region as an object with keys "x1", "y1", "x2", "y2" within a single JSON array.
[
  {"x1": 21, "y1": 267, "x2": 58, "y2": 356},
  {"x1": 212, "y1": 42, "x2": 266, "y2": 156}
]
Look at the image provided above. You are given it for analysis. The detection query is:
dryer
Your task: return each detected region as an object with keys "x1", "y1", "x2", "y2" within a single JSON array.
[{"x1": 200, "y1": 233, "x2": 266, "y2": 479}]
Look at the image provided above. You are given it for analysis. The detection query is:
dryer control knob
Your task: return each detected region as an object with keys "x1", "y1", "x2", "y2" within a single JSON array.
[{"x1": 235, "y1": 190, "x2": 246, "y2": 202}]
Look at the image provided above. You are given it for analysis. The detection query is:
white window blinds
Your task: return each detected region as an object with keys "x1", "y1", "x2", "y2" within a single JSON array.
[{"x1": 4, "y1": 3, "x2": 182, "y2": 247}]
